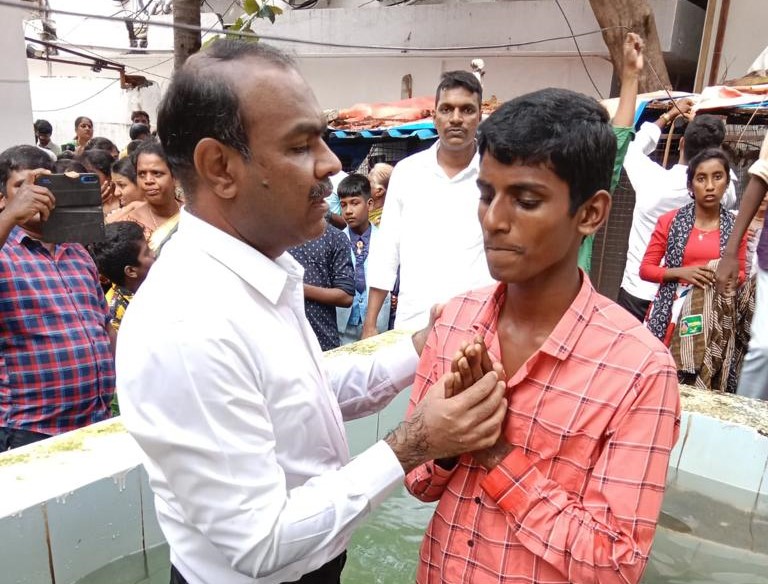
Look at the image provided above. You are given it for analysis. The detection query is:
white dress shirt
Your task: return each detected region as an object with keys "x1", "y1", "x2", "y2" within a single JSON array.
[
  {"x1": 621, "y1": 122, "x2": 737, "y2": 301},
  {"x1": 366, "y1": 142, "x2": 495, "y2": 329},
  {"x1": 116, "y1": 210, "x2": 418, "y2": 584}
]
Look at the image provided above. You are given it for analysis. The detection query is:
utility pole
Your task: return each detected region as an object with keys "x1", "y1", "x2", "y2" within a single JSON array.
[{"x1": 173, "y1": 0, "x2": 201, "y2": 69}]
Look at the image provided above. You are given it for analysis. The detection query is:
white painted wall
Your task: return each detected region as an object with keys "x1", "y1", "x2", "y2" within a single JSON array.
[
  {"x1": 0, "y1": 5, "x2": 36, "y2": 151},
  {"x1": 21, "y1": 0, "x2": 701, "y2": 135},
  {"x1": 696, "y1": 0, "x2": 768, "y2": 87}
]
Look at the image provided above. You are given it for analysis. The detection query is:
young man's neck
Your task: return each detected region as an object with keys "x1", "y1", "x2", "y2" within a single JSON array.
[
  {"x1": 349, "y1": 219, "x2": 371, "y2": 236},
  {"x1": 437, "y1": 142, "x2": 476, "y2": 178},
  {"x1": 500, "y1": 260, "x2": 583, "y2": 336}
]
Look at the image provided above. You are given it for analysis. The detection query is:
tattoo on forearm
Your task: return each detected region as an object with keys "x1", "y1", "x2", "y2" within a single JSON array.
[{"x1": 384, "y1": 408, "x2": 430, "y2": 473}]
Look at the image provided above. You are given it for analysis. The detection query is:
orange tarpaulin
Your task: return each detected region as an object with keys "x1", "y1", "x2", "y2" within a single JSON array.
[{"x1": 333, "y1": 96, "x2": 435, "y2": 130}]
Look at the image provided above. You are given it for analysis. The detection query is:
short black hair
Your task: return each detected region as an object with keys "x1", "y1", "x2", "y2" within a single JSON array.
[
  {"x1": 157, "y1": 39, "x2": 296, "y2": 197},
  {"x1": 74, "y1": 116, "x2": 93, "y2": 129},
  {"x1": 88, "y1": 221, "x2": 145, "y2": 287},
  {"x1": 131, "y1": 139, "x2": 171, "y2": 174},
  {"x1": 683, "y1": 114, "x2": 726, "y2": 161},
  {"x1": 54, "y1": 160, "x2": 88, "y2": 174},
  {"x1": 686, "y1": 147, "x2": 731, "y2": 189},
  {"x1": 0, "y1": 144, "x2": 56, "y2": 194},
  {"x1": 111, "y1": 157, "x2": 137, "y2": 183},
  {"x1": 84, "y1": 137, "x2": 117, "y2": 156},
  {"x1": 337, "y1": 173, "x2": 371, "y2": 200},
  {"x1": 34, "y1": 119, "x2": 53, "y2": 135},
  {"x1": 80, "y1": 148, "x2": 114, "y2": 177},
  {"x1": 435, "y1": 70, "x2": 482, "y2": 107},
  {"x1": 131, "y1": 110, "x2": 150, "y2": 122},
  {"x1": 126, "y1": 140, "x2": 143, "y2": 157},
  {"x1": 129, "y1": 123, "x2": 151, "y2": 141},
  {"x1": 478, "y1": 88, "x2": 616, "y2": 215}
]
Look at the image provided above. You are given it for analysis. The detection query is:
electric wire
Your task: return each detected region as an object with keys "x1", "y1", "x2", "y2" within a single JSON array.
[
  {"x1": 553, "y1": 0, "x2": 603, "y2": 99},
  {"x1": 33, "y1": 78, "x2": 121, "y2": 112},
  {"x1": 1, "y1": 0, "x2": 627, "y2": 54}
]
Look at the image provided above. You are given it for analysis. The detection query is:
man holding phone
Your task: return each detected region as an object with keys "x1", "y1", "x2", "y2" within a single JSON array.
[{"x1": 0, "y1": 145, "x2": 115, "y2": 450}]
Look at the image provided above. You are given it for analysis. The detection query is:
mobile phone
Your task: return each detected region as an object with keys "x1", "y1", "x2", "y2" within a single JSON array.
[{"x1": 35, "y1": 173, "x2": 105, "y2": 243}]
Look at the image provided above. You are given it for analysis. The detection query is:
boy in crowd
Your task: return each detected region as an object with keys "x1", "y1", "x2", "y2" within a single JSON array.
[
  {"x1": 288, "y1": 223, "x2": 355, "y2": 351},
  {"x1": 89, "y1": 221, "x2": 156, "y2": 332},
  {"x1": 404, "y1": 87, "x2": 680, "y2": 584},
  {"x1": 336, "y1": 174, "x2": 391, "y2": 344}
]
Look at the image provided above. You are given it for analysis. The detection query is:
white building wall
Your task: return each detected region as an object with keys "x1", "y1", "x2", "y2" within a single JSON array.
[
  {"x1": 697, "y1": 0, "x2": 768, "y2": 84},
  {"x1": 21, "y1": 0, "x2": 701, "y2": 135},
  {"x1": 0, "y1": 5, "x2": 35, "y2": 151}
]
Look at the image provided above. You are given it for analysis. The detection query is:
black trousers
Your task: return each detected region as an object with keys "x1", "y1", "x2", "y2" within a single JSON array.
[
  {"x1": 0, "y1": 427, "x2": 50, "y2": 451},
  {"x1": 170, "y1": 552, "x2": 347, "y2": 584},
  {"x1": 616, "y1": 287, "x2": 652, "y2": 323}
]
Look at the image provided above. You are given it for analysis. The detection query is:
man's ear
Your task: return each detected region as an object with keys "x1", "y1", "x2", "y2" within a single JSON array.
[
  {"x1": 192, "y1": 138, "x2": 242, "y2": 201},
  {"x1": 367, "y1": 197, "x2": 374, "y2": 209},
  {"x1": 576, "y1": 190, "x2": 612, "y2": 237},
  {"x1": 124, "y1": 264, "x2": 138, "y2": 281}
]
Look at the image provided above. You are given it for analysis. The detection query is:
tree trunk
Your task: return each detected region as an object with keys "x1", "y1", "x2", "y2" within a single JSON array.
[
  {"x1": 588, "y1": 0, "x2": 672, "y2": 93},
  {"x1": 173, "y1": 0, "x2": 201, "y2": 69}
]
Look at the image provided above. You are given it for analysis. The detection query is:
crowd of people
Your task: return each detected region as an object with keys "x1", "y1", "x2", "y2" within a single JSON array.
[{"x1": 0, "y1": 30, "x2": 766, "y2": 584}]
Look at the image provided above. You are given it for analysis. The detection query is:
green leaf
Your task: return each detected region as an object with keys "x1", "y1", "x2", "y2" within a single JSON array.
[
  {"x1": 243, "y1": 0, "x2": 260, "y2": 15},
  {"x1": 257, "y1": 4, "x2": 275, "y2": 23},
  {"x1": 270, "y1": 5, "x2": 283, "y2": 15},
  {"x1": 231, "y1": 16, "x2": 244, "y2": 30}
]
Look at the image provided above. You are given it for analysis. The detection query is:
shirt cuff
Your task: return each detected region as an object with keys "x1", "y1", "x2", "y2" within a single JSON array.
[
  {"x1": 480, "y1": 448, "x2": 538, "y2": 519},
  {"x1": 350, "y1": 440, "x2": 405, "y2": 508},
  {"x1": 367, "y1": 269, "x2": 398, "y2": 293},
  {"x1": 373, "y1": 337, "x2": 420, "y2": 391},
  {"x1": 640, "y1": 121, "x2": 661, "y2": 142}
]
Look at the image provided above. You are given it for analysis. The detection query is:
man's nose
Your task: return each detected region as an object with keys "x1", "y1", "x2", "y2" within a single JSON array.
[{"x1": 317, "y1": 140, "x2": 342, "y2": 179}]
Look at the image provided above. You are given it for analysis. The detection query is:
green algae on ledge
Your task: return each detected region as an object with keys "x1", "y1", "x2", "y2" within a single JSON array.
[
  {"x1": 0, "y1": 418, "x2": 125, "y2": 469},
  {"x1": 679, "y1": 384, "x2": 768, "y2": 437}
]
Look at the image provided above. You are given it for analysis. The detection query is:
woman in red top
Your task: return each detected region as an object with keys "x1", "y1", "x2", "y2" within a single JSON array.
[{"x1": 640, "y1": 148, "x2": 747, "y2": 344}]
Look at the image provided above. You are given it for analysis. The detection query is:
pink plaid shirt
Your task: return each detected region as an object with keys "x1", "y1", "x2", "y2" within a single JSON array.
[{"x1": 405, "y1": 276, "x2": 680, "y2": 584}]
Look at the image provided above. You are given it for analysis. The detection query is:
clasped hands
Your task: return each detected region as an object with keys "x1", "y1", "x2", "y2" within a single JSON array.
[{"x1": 421, "y1": 336, "x2": 512, "y2": 471}]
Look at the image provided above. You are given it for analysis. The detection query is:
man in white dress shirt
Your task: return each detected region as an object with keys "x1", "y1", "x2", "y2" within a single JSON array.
[
  {"x1": 116, "y1": 41, "x2": 507, "y2": 584},
  {"x1": 619, "y1": 107, "x2": 737, "y2": 321},
  {"x1": 362, "y1": 71, "x2": 495, "y2": 335}
]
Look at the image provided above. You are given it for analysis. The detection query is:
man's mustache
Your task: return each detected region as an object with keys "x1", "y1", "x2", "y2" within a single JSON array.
[{"x1": 310, "y1": 179, "x2": 332, "y2": 200}]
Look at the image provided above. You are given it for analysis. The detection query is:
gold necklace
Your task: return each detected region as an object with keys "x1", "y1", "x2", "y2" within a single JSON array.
[{"x1": 146, "y1": 207, "x2": 159, "y2": 230}]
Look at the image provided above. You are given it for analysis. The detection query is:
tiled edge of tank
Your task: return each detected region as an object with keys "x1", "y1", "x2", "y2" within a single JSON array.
[
  {"x1": 0, "y1": 419, "x2": 151, "y2": 584},
  {"x1": 670, "y1": 385, "x2": 768, "y2": 528}
]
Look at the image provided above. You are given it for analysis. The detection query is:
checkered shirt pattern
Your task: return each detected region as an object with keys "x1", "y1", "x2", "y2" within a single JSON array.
[
  {"x1": 0, "y1": 227, "x2": 115, "y2": 435},
  {"x1": 405, "y1": 276, "x2": 680, "y2": 584}
]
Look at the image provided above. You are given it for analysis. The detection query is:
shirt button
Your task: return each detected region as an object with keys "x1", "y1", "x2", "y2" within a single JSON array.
[
  {"x1": 467, "y1": 540, "x2": 474, "y2": 548},
  {"x1": 474, "y1": 496, "x2": 481, "y2": 504}
]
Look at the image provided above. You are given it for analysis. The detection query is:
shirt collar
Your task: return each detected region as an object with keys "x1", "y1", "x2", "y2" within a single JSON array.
[
  {"x1": 471, "y1": 270, "x2": 597, "y2": 362},
  {"x1": 8, "y1": 225, "x2": 37, "y2": 246},
  {"x1": 176, "y1": 209, "x2": 303, "y2": 306},
  {"x1": 429, "y1": 141, "x2": 480, "y2": 181}
]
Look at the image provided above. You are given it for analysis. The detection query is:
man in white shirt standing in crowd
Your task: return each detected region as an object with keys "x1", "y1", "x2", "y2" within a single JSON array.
[
  {"x1": 362, "y1": 71, "x2": 495, "y2": 335},
  {"x1": 116, "y1": 41, "x2": 507, "y2": 584},
  {"x1": 618, "y1": 106, "x2": 737, "y2": 321}
]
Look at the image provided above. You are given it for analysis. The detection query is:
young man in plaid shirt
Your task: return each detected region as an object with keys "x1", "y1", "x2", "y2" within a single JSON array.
[
  {"x1": 0, "y1": 145, "x2": 115, "y2": 450},
  {"x1": 404, "y1": 86, "x2": 681, "y2": 584}
]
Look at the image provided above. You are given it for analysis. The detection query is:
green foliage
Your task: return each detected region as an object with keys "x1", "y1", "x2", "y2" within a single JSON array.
[{"x1": 202, "y1": 0, "x2": 283, "y2": 48}]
